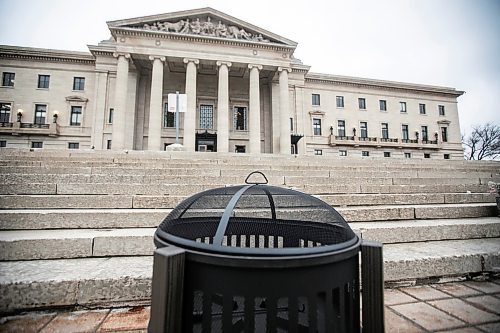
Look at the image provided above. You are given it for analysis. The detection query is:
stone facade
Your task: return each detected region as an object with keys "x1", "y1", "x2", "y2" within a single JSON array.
[{"x1": 0, "y1": 7, "x2": 464, "y2": 158}]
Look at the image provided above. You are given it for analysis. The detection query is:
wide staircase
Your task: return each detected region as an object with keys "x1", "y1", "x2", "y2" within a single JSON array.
[{"x1": 0, "y1": 149, "x2": 499, "y2": 314}]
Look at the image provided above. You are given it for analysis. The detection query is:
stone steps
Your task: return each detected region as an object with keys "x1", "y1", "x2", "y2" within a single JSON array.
[
  {"x1": 1, "y1": 237, "x2": 499, "y2": 313},
  {"x1": 1, "y1": 218, "x2": 499, "y2": 261},
  {"x1": 0, "y1": 182, "x2": 491, "y2": 195},
  {"x1": 0, "y1": 193, "x2": 495, "y2": 210},
  {"x1": 1, "y1": 165, "x2": 498, "y2": 179},
  {"x1": 0, "y1": 203, "x2": 497, "y2": 230}
]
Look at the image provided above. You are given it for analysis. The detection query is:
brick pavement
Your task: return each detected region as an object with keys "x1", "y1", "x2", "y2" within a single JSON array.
[{"x1": 1, "y1": 278, "x2": 499, "y2": 332}]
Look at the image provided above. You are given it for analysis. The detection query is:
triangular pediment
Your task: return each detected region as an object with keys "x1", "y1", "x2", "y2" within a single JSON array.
[{"x1": 107, "y1": 7, "x2": 297, "y2": 47}]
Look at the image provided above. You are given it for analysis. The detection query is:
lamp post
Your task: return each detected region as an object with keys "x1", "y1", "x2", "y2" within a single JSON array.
[
  {"x1": 330, "y1": 126, "x2": 333, "y2": 135},
  {"x1": 415, "y1": 131, "x2": 419, "y2": 141},
  {"x1": 16, "y1": 109, "x2": 23, "y2": 122},
  {"x1": 52, "y1": 110, "x2": 59, "y2": 123},
  {"x1": 434, "y1": 131, "x2": 439, "y2": 141}
]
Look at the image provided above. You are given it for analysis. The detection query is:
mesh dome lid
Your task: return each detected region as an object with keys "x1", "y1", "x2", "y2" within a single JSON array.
[{"x1": 155, "y1": 172, "x2": 357, "y2": 256}]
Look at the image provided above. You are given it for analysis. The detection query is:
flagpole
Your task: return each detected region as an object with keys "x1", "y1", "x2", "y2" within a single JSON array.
[{"x1": 175, "y1": 91, "x2": 179, "y2": 144}]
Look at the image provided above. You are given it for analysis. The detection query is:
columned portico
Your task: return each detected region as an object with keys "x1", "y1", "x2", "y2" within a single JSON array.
[
  {"x1": 183, "y1": 58, "x2": 199, "y2": 152},
  {"x1": 279, "y1": 67, "x2": 292, "y2": 154},
  {"x1": 248, "y1": 64, "x2": 263, "y2": 153},
  {"x1": 147, "y1": 56, "x2": 165, "y2": 151},
  {"x1": 111, "y1": 52, "x2": 130, "y2": 150},
  {"x1": 216, "y1": 61, "x2": 231, "y2": 153}
]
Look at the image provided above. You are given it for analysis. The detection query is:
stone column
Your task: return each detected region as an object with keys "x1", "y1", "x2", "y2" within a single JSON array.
[
  {"x1": 248, "y1": 64, "x2": 263, "y2": 154},
  {"x1": 278, "y1": 67, "x2": 292, "y2": 154},
  {"x1": 216, "y1": 61, "x2": 231, "y2": 153},
  {"x1": 90, "y1": 71, "x2": 108, "y2": 149},
  {"x1": 111, "y1": 53, "x2": 130, "y2": 150},
  {"x1": 183, "y1": 58, "x2": 199, "y2": 152},
  {"x1": 147, "y1": 56, "x2": 166, "y2": 151}
]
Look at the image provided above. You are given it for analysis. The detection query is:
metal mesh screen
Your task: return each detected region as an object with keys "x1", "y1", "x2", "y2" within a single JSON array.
[{"x1": 156, "y1": 184, "x2": 356, "y2": 255}]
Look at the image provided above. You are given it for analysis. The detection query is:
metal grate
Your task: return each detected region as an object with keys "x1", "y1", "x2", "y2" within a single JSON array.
[{"x1": 155, "y1": 173, "x2": 356, "y2": 256}]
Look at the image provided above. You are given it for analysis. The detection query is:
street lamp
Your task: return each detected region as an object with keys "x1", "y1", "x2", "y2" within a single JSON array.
[{"x1": 53, "y1": 110, "x2": 59, "y2": 123}]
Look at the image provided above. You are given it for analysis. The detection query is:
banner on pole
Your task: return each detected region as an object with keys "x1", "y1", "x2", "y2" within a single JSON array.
[{"x1": 167, "y1": 93, "x2": 187, "y2": 113}]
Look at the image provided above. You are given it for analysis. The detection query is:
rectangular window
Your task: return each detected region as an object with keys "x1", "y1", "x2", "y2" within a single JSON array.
[
  {"x1": 233, "y1": 106, "x2": 247, "y2": 131},
  {"x1": 421, "y1": 126, "x2": 428, "y2": 141},
  {"x1": 400, "y1": 102, "x2": 407, "y2": 113},
  {"x1": 384, "y1": 152, "x2": 391, "y2": 158},
  {"x1": 441, "y1": 127, "x2": 448, "y2": 142},
  {"x1": 163, "y1": 103, "x2": 176, "y2": 128},
  {"x1": 313, "y1": 118, "x2": 322, "y2": 136},
  {"x1": 312, "y1": 94, "x2": 320, "y2": 106},
  {"x1": 379, "y1": 100, "x2": 387, "y2": 111},
  {"x1": 419, "y1": 103, "x2": 426, "y2": 115},
  {"x1": 337, "y1": 120, "x2": 345, "y2": 137},
  {"x1": 381, "y1": 123, "x2": 389, "y2": 139},
  {"x1": 358, "y1": 98, "x2": 366, "y2": 110},
  {"x1": 70, "y1": 106, "x2": 82, "y2": 126},
  {"x1": 424, "y1": 153, "x2": 431, "y2": 159},
  {"x1": 336, "y1": 96, "x2": 344, "y2": 108},
  {"x1": 68, "y1": 142, "x2": 79, "y2": 149},
  {"x1": 107, "y1": 140, "x2": 112, "y2": 149},
  {"x1": 38, "y1": 75, "x2": 50, "y2": 89},
  {"x1": 404, "y1": 152, "x2": 411, "y2": 158},
  {"x1": 362, "y1": 151, "x2": 369, "y2": 157},
  {"x1": 360, "y1": 122, "x2": 368, "y2": 138},
  {"x1": 34, "y1": 104, "x2": 47, "y2": 125},
  {"x1": 0, "y1": 103, "x2": 12, "y2": 123},
  {"x1": 339, "y1": 150, "x2": 347, "y2": 156},
  {"x1": 2, "y1": 72, "x2": 15, "y2": 87},
  {"x1": 439, "y1": 105, "x2": 445, "y2": 116},
  {"x1": 200, "y1": 104, "x2": 214, "y2": 129},
  {"x1": 444, "y1": 154, "x2": 450, "y2": 160},
  {"x1": 73, "y1": 77, "x2": 85, "y2": 90},
  {"x1": 108, "y1": 108, "x2": 114, "y2": 124},
  {"x1": 402, "y1": 124, "x2": 409, "y2": 140},
  {"x1": 314, "y1": 149, "x2": 323, "y2": 155},
  {"x1": 0, "y1": 140, "x2": 6, "y2": 147},
  {"x1": 31, "y1": 141, "x2": 43, "y2": 148},
  {"x1": 290, "y1": 118, "x2": 293, "y2": 131}
]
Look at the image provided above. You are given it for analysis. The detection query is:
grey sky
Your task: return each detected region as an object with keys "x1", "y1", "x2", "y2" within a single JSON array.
[{"x1": 1, "y1": 0, "x2": 499, "y2": 133}]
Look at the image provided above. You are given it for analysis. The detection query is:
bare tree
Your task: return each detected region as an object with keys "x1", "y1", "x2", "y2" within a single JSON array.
[{"x1": 463, "y1": 122, "x2": 500, "y2": 160}]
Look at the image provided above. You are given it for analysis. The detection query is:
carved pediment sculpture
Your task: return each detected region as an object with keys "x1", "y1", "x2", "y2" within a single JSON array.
[{"x1": 134, "y1": 16, "x2": 272, "y2": 43}]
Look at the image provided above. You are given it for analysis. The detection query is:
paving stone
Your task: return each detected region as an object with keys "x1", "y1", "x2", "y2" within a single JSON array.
[
  {"x1": 390, "y1": 302, "x2": 464, "y2": 331},
  {"x1": 477, "y1": 322, "x2": 500, "y2": 333},
  {"x1": 399, "y1": 285, "x2": 451, "y2": 301},
  {"x1": 383, "y1": 238, "x2": 500, "y2": 281},
  {"x1": 352, "y1": 218, "x2": 500, "y2": 243},
  {"x1": 429, "y1": 298, "x2": 500, "y2": 324},
  {"x1": 0, "y1": 195, "x2": 133, "y2": 209},
  {"x1": 39, "y1": 309, "x2": 109, "y2": 333},
  {"x1": 463, "y1": 281, "x2": 500, "y2": 294},
  {"x1": 435, "y1": 328, "x2": 483, "y2": 333},
  {"x1": 97, "y1": 307, "x2": 150, "y2": 332},
  {"x1": 0, "y1": 312, "x2": 56, "y2": 333},
  {"x1": 414, "y1": 204, "x2": 497, "y2": 219},
  {"x1": 384, "y1": 289, "x2": 418, "y2": 305},
  {"x1": 465, "y1": 295, "x2": 500, "y2": 314},
  {"x1": 445, "y1": 193, "x2": 496, "y2": 204},
  {"x1": 0, "y1": 209, "x2": 168, "y2": 230},
  {"x1": 433, "y1": 283, "x2": 483, "y2": 297},
  {"x1": 384, "y1": 308, "x2": 425, "y2": 333}
]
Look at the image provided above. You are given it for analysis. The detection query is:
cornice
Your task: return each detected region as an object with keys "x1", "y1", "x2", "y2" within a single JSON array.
[
  {"x1": 110, "y1": 27, "x2": 295, "y2": 52},
  {"x1": 305, "y1": 73, "x2": 464, "y2": 98},
  {"x1": 0, "y1": 45, "x2": 95, "y2": 64}
]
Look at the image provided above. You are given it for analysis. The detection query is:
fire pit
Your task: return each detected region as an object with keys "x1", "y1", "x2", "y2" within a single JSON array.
[{"x1": 149, "y1": 172, "x2": 384, "y2": 333}]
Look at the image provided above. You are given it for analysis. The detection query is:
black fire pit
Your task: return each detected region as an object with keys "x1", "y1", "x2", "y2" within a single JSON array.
[{"x1": 148, "y1": 172, "x2": 384, "y2": 333}]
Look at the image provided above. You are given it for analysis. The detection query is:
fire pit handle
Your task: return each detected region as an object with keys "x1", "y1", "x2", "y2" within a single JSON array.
[{"x1": 245, "y1": 171, "x2": 268, "y2": 184}]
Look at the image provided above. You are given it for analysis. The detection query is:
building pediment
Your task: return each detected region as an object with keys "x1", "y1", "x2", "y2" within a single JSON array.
[{"x1": 107, "y1": 7, "x2": 297, "y2": 48}]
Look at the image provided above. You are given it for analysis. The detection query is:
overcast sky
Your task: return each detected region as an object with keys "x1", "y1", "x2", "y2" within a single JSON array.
[{"x1": 0, "y1": 0, "x2": 499, "y2": 133}]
